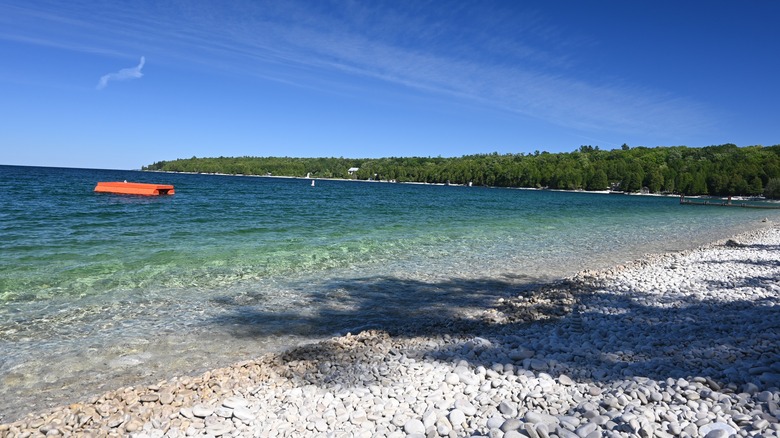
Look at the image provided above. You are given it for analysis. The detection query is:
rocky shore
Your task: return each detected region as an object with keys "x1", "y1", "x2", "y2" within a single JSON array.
[{"x1": 2, "y1": 225, "x2": 779, "y2": 437}]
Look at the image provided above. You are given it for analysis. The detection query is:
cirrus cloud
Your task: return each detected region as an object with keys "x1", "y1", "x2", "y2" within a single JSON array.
[{"x1": 96, "y1": 56, "x2": 145, "y2": 90}]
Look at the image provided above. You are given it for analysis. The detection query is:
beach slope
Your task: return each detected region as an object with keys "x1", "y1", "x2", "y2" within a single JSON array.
[{"x1": 2, "y1": 226, "x2": 779, "y2": 437}]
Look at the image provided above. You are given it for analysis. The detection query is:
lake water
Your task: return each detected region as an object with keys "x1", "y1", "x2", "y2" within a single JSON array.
[{"x1": 0, "y1": 164, "x2": 776, "y2": 421}]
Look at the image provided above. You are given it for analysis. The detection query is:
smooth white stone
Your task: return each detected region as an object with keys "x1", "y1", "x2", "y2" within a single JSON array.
[
  {"x1": 232, "y1": 406, "x2": 254, "y2": 423},
  {"x1": 205, "y1": 423, "x2": 233, "y2": 436},
  {"x1": 500, "y1": 418, "x2": 522, "y2": 432},
  {"x1": 499, "y1": 400, "x2": 518, "y2": 417},
  {"x1": 525, "y1": 411, "x2": 558, "y2": 426},
  {"x1": 422, "y1": 409, "x2": 437, "y2": 428},
  {"x1": 698, "y1": 422, "x2": 736, "y2": 437},
  {"x1": 486, "y1": 415, "x2": 504, "y2": 429},
  {"x1": 214, "y1": 406, "x2": 233, "y2": 418},
  {"x1": 445, "y1": 373, "x2": 460, "y2": 385},
  {"x1": 449, "y1": 409, "x2": 466, "y2": 428},
  {"x1": 191, "y1": 404, "x2": 214, "y2": 418},
  {"x1": 558, "y1": 374, "x2": 574, "y2": 386},
  {"x1": 222, "y1": 396, "x2": 249, "y2": 409},
  {"x1": 454, "y1": 399, "x2": 477, "y2": 416},
  {"x1": 403, "y1": 419, "x2": 425, "y2": 435}
]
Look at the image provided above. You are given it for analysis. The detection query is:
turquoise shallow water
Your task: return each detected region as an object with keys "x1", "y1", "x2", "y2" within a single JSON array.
[{"x1": 0, "y1": 164, "x2": 777, "y2": 420}]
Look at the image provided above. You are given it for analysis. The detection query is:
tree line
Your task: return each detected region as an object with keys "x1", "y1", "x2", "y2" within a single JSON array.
[{"x1": 142, "y1": 144, "x2": 780, "y2": 197}]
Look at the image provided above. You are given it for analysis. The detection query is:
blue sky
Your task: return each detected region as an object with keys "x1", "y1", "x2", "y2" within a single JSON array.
[{"x1": 1, "y1": 0, "x2": 778, "y2": 170}]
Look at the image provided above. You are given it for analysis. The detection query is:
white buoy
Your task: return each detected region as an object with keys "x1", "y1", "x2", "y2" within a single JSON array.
[{"x1": 311, "y1": 180, "x2": 315, "y2": 187}]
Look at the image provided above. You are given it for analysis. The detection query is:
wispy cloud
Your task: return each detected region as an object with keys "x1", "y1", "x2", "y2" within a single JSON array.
[
  {"x1": 205, "y1": 5, "x2": 712, "y2": 139},
  {"x1": 165, "y1": 1, "x2": 712, "y2": 139},
  {"x1": 3, "y1": 1, "x2": 713, "y2": 139},
  {"x1": 96, "y1": 56, "x2": 145, "y2": 90}
]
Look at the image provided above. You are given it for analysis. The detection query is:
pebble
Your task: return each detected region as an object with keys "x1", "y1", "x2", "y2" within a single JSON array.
[
  {"x1": 699, "y1": 422, "x2": 737, "y2": 437},
  {"x1": 125, "y1": 419, "x2": 143, "y2": 432},
  {"x1": 232, "y1": 406, "x2": 254, "y2": 423},
  {"x1": 575, "y1": 421, "x2": 596, "y2": 436},
  {"x1": 509, "y1": 348, "x2": 535, "y2": 361},
  {"x1": 179, "y1": 407, "x2": 194, "y2": 419},
  {"x1": 403, "y1": 419, "x2": 425, "y2": 435},
  {"x1": 525, "y1": 411, "x2": 558, "y2": 427},
  {"x1": 500, "y1": 418, "x2": 522, "y2": 432},
  {"x1": 191, "y1": 404, "x2": 213, "y2": 418},
  {"x1": 106, "y1": 414, "x2": 124, "y2": 428},
  {"x1": 449, "y1": 409, "x2": 466, "y2": 428},
  {"x1": 498, "y1": 401, "x2": 517, "y2": 417},
  {"x1": 140, "y1": 394, "x2": 159, "y2": 403},
  {"x1": 205, "y1": 423, "x2": 233, "y2": 436},
  {"x1": 454, "y1": 399, "x2": 477, "y2": 416},
  {"x1": 558, "y1": 374, "x2": 574, "y2": 386},
  {"x1": 3, "y1": 226, "x2": 780, "y2": 438},
  {"x1": 486, "y1": 416, "x2": 504, "y2": 429},
  {"x1": 222, "y1": 396, "x2": 249, "y2": 409},
  {"x1": 214, "y1": 406, "x2": 233, "y2": 418},
  {"x1": 159, "y1": 392, "x2": 174, "y2": 405}
]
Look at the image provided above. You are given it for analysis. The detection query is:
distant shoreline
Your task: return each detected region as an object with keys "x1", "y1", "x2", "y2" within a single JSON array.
[{"x1": 143, "y1": 169, "x2": 777, "y2": 203}]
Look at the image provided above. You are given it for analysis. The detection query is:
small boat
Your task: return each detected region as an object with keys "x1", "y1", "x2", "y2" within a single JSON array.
[{"x1": 94, "y1": 181, "x2": 175, "y2": 196}]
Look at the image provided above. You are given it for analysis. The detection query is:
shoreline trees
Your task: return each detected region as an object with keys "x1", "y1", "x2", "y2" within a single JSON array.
[{"x1": 143, "y1": 144, "x2": 780, "y2": 197}]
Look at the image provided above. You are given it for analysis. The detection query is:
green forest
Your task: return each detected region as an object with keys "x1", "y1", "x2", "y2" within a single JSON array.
[{"x1": 143, "y1": 144, "x2": 780, "y2": 197}]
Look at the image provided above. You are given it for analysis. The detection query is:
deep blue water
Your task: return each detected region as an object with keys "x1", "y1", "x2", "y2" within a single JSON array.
[{"x1": 0, "y1": 164, "x2": 776, "y2": 419}]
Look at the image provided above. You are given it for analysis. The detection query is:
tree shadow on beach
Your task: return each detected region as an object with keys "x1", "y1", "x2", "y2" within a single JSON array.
[
  {"x1": 209, "y1": 274, "x2": 548, "y2": 339},
  {"x1": 208, "y1": 242, "x2": 780, "y2": 391}
]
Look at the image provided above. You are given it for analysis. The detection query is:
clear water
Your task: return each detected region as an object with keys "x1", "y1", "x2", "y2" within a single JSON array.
[{"x1": 0, "y1": 164, "x2": 776, "y2": 421}]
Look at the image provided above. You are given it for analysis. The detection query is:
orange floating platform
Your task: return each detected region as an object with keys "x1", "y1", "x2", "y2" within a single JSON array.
[{"x1": 94, "y1": 181, "x2": 175, "y2": 196}]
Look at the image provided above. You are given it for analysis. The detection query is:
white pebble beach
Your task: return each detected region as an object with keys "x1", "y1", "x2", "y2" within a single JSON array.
[{"x1": 2, "y1": 225, "x2": 779, "y2": 438}]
